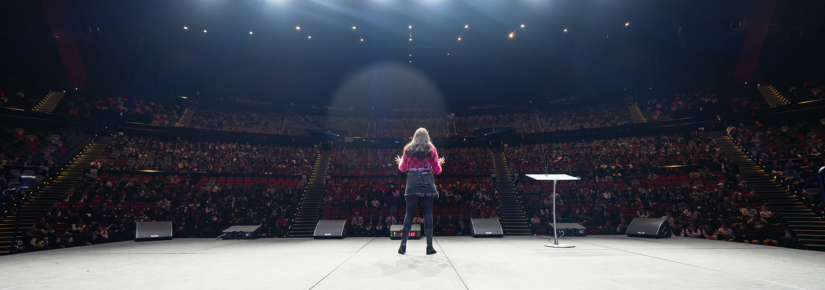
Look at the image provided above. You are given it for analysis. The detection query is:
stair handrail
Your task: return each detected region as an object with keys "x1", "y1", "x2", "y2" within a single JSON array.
[{"x1": 819, "y1": 166, "x2": 825, "y2": 204}]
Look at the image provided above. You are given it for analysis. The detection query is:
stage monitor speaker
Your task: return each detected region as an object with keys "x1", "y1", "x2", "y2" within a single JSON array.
[
  {"x1": 550, "y1": 223, "x2": 587, "y2": 237},
  {"x1": 222, "y1": 225, "x2": 262, "y2": 239},
  {"x1": 135, "y1": 221, "x2": 173, "y2": 241},
  {"x1": 314, "y1": 220, "x2": 347, "y2": 239},
  {"x1": 626, "y1": 218, "x2": 672, "y2": 239},
  {"x1": 389, "y1": 224, "x2": 421, "y2": 240},
  {"x1": 470, "y1": 218, "x2": 504, "y2": 237}
]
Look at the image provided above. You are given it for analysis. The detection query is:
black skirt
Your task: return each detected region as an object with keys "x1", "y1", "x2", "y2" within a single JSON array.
[{"x1": 405, "y1": 170, "x2": 438, "y2": 197}]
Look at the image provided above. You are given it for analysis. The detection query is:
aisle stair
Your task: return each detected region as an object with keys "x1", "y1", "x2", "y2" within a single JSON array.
[
  {"x1": 758, "y1": 85, "x2": 790, "y2": 107},
  {"x1": 279, "y1": 115, "x2": 294, "y2": 135},
  {"x1": 288, "y1": 150, "x2": 330, "y2": 237},
  {"x1": 32, "y1": 91, "x2": 65, "y2": 113},
  {"x1": 175, "y1": 107, "x2": 196, "y2": 127},
  {"x1": 712, "y1": 133, "x2": 825, "y2": 251},
  {"x1": 490, "y1": 148, "x2": 532, "y2": 235},
  {"x1": 0, "y1": 136, "x2": 112, "y2": 254},
  {"x1": 628, "y1": 103, "x2": 647, "y2": 124},
  {"x1": 447, "y1": 119, "x2": 457, "y2": 137},
  {"x1": 529, "y1": 113, "x2": 543, "y2": 133},
  {"x1": 366, "y1": 120, "x2": 376, "y2": 138}
]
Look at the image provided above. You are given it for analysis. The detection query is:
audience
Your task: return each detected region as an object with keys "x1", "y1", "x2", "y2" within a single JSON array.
[
  {"x1": 324, "y1": 177, "x2": 497, "y2": 237},
  {"x1": 456, "y1": 114, "x2": 532, "y2": 135},
  {"x1": 190, "y1": 109, "x2": 283, "y2": 134},
  {"x1": 94, "y1": 134, "x2": 317, "y2": 174},
  {"x1": 289, "y1": 115, "x2": 368, "y2": 137},
  {"x1": 375, "y1": 118, "x2": 446, "y2": 138},
  {"x1": 13, "y1": 174, "x2": 301, "y2": 252},
  {"x1": 538, "y1": 105, "x2": 631, "y2": 132}
]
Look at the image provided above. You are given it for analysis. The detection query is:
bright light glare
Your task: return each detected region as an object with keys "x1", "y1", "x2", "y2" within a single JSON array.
[
  {"x1": 296, "y1": 26, "x2": 300, "y2": 30},
  {"x1": 521, "y1": 24, "x2": 525, "y2": 28},
  {"x1": 564, "y1": 28, "x2": 568, "y2": 32},
  {"x1": 625, "y1": 22, "x2": 630, "y2": 26},
  {"x1": 183, "y1": 26, "x2": 188, "y2": 30},
  {"x1": 465, "y1": 25, "x2": 468, "y2": 29},
  {"x1": 509, "y1": 33, "x2": 514, "y2": 38},
  {"x1": 249, "y1": 31, "x2": 253, "y2": 35},
  {"x1": 360, "y1": 38, "x2": 364, "y2": 41},
  {"x1": 308, "y1": 35, "x2": 312, "y2": 39},
  {"x1": 203, "y1": 30, "x2": 207, "y2": 33},
  {"x1": 409, "y1": 38, "x2": 412, "y2": 41},
  {"x1": 457, "y1": 37, "x2": 461, "y2": 41},
  {"x1": 408, "y1": 25, "x2": 412, "y2": 29},
  {"x1": 352, "y1": 26, "x2": 356, "y2": 30}
]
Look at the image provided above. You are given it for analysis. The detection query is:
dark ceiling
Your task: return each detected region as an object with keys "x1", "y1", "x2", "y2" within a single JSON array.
[{"x1": 1, "y1": 0, "x2": 823, "y2": 109}]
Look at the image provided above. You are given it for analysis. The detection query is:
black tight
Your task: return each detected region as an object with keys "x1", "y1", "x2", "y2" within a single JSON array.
[
  {"x1": 401, "y1": 194, "x2": 435, "y2": 246},
  {"x1": 402, "y1": 194, "x2": 434, "y2": 230}
]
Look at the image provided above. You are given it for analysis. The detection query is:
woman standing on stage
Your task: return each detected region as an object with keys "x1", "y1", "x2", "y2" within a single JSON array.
[{"x1": 395, "y1": 128, "x2": 445, "y2": 255}]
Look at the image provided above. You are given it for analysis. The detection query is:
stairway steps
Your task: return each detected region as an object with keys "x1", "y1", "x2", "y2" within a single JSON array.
[
  {"x1": 712, "y1": 134, "x2": 824, "y2": 251},
  {"x1": 288, "y1": 151, "x2": 330, "y2": 237}
]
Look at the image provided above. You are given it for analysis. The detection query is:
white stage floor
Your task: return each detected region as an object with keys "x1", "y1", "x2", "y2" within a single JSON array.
[{"x1": 2, "y1": 235, "x2": 824, "y2": 290}]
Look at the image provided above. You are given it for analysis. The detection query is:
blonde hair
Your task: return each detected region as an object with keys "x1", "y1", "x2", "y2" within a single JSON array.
[{"x1": 403, "y1": 128, "x2": 435, "y2": 160}]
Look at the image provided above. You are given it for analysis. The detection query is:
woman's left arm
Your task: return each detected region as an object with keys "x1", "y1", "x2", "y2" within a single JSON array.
[{"x1": 431, "y1": 148, "x2": 443, "y2": 175}]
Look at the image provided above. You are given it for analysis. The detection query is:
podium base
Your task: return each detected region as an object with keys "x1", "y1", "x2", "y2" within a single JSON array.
[{"x1": 545, "y1": 244, "x2": 576, "y2": 248}]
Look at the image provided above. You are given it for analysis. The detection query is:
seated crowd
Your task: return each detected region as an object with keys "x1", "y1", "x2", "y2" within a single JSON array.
[
  {"x1": 327, "y1": 146, "x2": 492, "y2": 176},
  {"x1": 728, "y1": 121, "x2": 824, "y2": 207},
  {"x1": 375, "y1": 118, "x2": 446, "y2": 138},
  {"x1": 189, "y1": 109, "x2": 283, "y2": 134},
  {"x1": 57, "y1": 93, "x2": 181, "y2": 125},
  {"x1": 323, "y1": 177, "x2": 497, "y2": 237},
  {"x1": 289, "y1": 115, "x2": 368, "y2": 137},
  {"x1": 93, "y1": 134, "x2": 317, "y2": 174},
  {"x1": 14, "y1": 174, "x2": 301, "y2": 252},
  {"x1": 538, "y1": 104, "x2": 631, "y2": 132},
  {"x1": 512, "y1": 131, "x2": 799, "y2": 247},
  {"x1": 455, "y1": 114, "x2": 532, "y2": 136},
  {"x1": 0, "y1": 89, "x2": 43, "y2": 110},
  {"x1": 780, "y1": 79, "x2": 825, "y2": 103},
  {"x1": 506, "y1": 132, "x2": 726, "y2": 174}
]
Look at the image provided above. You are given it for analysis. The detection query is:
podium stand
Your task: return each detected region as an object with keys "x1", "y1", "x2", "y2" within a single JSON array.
[{"x1": 526, "y1": 174, "x2": 581, "y2": 248}]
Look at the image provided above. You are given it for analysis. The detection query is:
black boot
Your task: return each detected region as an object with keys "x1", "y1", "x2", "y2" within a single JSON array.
[
  {"x1": 425, "y1": 228, "x2": 437, "y2": 255},
  {"x1": 398, "y1": 227, "x2": 409, "y2": 255}
]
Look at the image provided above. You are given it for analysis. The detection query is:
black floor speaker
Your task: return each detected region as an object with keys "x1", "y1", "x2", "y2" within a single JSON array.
[
  {"x1": 389, "y1": 224, "x2": 421, "y2": 240},
  {"x1": 314, "y1": 220, "x2": 347, "y2": 239},
  {"x1": 222, "y1": 225, "x2": 262, "y2": 239},
  {"x1": 135, "y1": 221, "x2": 173, "y2": 241},
  {"x1": 626, "y1": 218, "x2": 672, "y2": 238},
  {"x1": 470, "y1": 218, "x2": 504, "y2": 237},
  {"x1": 550, "y1": 223, "x2": 587, "y2": 237}
]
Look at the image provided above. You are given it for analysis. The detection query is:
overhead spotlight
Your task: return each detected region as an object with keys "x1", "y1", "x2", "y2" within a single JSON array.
[
  {"x1": 203, "y1": 29, "x2": 207, "y2": 33},
  {"x1": 352, "y1": 26, "x2": 356, "y2": 30},
  {"x1": 296, "y1": 26, "x2": 300, "y2": 30},
  {"x1": 465, "y1": 25, "x2": 468, "y2": 29},
  {"x1": 360, "y1": 38, "x2": 364, "y2": 41},
  {"x1": 249, "y1": 31, "x2": 253, "y2": 35},
  {"x1": 183, "y1": 26, "x2": 188, "y2": 30},
  {"x1": 521, "y1": 24, "x2": 525, "y2": 28},
  {"x1": 409, "y1": 38, "x2": 412, "y2": 41},
  {"x1": 625, "y1": 22, "x2": 630, "y2": 26},
  {"x1": 509, "y1": 33, "x2": 514, "y2": 38},
  {"x1": 457, "y1": 37, "x2": 461, "y2": 41},
  {"x1": 408, "y1": 25, "x2": 412, "y2": 29},
  {"x1": 308, "y1": 35, "x2": 312, "y2": 39},
  {"x1": 564, "y1": 28, "x2": 568, "y2": 32}
]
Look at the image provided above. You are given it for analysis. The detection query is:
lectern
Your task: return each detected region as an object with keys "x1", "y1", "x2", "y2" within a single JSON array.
[{"x1": 526, "y1": 174, "x2": 581, "y2": 248}]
